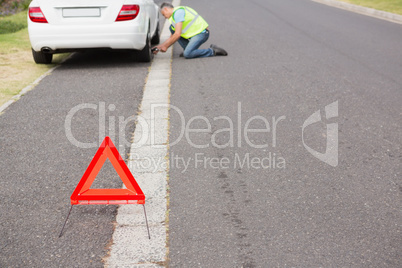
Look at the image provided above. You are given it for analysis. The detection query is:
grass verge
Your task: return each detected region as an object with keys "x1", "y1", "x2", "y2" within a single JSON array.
[
  {"x1": 338, "y1": 0, "x2": 402, "y2": 15},
  {"x1": 0, "y1": 11, "x2": 69, "y2": 108}
]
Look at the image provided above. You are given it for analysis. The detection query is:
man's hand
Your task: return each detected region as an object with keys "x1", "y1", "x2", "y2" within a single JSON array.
[
  {"x1": 152, "y1": 22, "x2": 182, "y2": 55},
  {"x1": 152, "y1": 45, "x2": 168, "y2": 54}
]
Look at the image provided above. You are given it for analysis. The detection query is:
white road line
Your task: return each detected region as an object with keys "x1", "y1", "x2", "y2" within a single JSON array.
[
  {"x1": 105, "y1": 0, "x2": 180, "y2": 267},
  {"x1": 0, "y1": 53, "x2": 74, "y2": 115},
  {"x1": 0, "y1": 65, "x2": 59, "y2": 114}
]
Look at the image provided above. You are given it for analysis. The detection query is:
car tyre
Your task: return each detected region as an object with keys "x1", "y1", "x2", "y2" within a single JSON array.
[
  {"x1": 151, "y1": 22, "x2": 160, "y2": 45},
  {"x1": 138, "y1": 31, "x2": 153, "y2": 63},
  {"x1": 32, "y1": 48, "x2": 53, "y2": 64}
]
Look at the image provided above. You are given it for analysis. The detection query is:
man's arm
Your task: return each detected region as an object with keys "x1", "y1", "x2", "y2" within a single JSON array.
[{"x1": 153, "y1": 22, "x2": 183, "y2": 53}]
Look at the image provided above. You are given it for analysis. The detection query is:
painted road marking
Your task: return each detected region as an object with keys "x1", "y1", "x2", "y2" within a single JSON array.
[{"x1": 105, "y1": 0, "x2": 181, "y2": 266}]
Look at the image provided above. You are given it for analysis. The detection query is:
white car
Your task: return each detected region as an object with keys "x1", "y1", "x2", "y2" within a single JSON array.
[{"x1": 27, "y1": 0, "x2": 160, "y2": 63}]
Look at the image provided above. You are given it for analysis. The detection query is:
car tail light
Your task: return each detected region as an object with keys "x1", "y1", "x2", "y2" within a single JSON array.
[
  {"x1": 29, "y1": 7, "x2": 48, "y2": 23},
  {"x1": 116, "y1": 5, "x2": 140, "y2": 21}
]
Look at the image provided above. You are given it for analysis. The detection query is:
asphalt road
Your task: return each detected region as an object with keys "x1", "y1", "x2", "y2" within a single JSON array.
[
  {"x1": 0, "y1": 50, "x2": 150, "y2": 267},
  {"x1": 168, "y1": 0, "x2": 401, "y2": 267},
  {"x1": 0, "y1": 0, "x2": 401, "y2": 267},
  {"x1": 0, "y1": 2, "x2": 168, "y2": 266}
]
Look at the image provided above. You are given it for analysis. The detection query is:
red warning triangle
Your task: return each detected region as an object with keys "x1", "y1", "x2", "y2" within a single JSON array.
[{"x1": 70, "y1": 137, "x2": 145, "y2": 205}]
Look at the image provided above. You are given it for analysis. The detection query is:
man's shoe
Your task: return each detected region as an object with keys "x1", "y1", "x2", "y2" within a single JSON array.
[
  {"x1": 179, "y1": 52, "x2": 184, "y2": 57},
  {"x1": 210, "y1": 44, "x2": 228, "y2": 56}
]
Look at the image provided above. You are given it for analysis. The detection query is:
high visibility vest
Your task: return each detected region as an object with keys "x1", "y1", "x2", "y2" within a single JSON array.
[{"x1": 169, "y1": 6, "x2": 209, "y2": 39}]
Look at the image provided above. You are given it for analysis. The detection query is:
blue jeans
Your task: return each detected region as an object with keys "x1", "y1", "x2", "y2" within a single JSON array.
[{"x1": 170, "y1": 27, "x2": 214, "y2": 59}]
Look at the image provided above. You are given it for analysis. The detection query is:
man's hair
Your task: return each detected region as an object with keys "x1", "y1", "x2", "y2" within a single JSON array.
[{"x1": 160, "y1": 2, "x2": 174, "y2": 9}]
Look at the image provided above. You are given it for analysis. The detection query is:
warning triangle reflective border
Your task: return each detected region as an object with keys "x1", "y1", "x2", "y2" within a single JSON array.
[{"x1": 70, "y1": 137, "x2": 145, "y2": 205}]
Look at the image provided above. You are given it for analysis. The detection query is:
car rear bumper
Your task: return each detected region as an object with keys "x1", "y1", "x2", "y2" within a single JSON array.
[{"x1": 29, "y1": 22, "x2": 147, "y2": 52}]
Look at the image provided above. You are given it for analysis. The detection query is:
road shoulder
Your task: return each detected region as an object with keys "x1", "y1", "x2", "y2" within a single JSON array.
[
  {"x1": 312, "y1": 0, "x2": 402, "y2": 24},
  {"x1": 105, "y1": 0, "x2": 180, "y2": 266}
]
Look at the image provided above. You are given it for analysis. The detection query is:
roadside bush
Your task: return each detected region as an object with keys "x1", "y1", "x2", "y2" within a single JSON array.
[
  {"x1": 0, "y1": 19, "x2": 25, "y2": 34},
  {"x1": 0, "y1": 0, "x2": 31, "y2": 16}
]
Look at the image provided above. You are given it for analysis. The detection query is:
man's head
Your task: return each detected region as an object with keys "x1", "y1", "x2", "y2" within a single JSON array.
[{"x1": 160, "y1": 2, "x2": 174, "y2": 19}]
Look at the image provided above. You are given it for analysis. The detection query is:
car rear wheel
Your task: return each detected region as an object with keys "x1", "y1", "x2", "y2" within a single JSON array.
[
  {"x1": 138, "y1": 31, "x2": 153, "y2": 63},
  {"x1": 32, "y1": 48, "x2": 53, "y2": 64}
]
